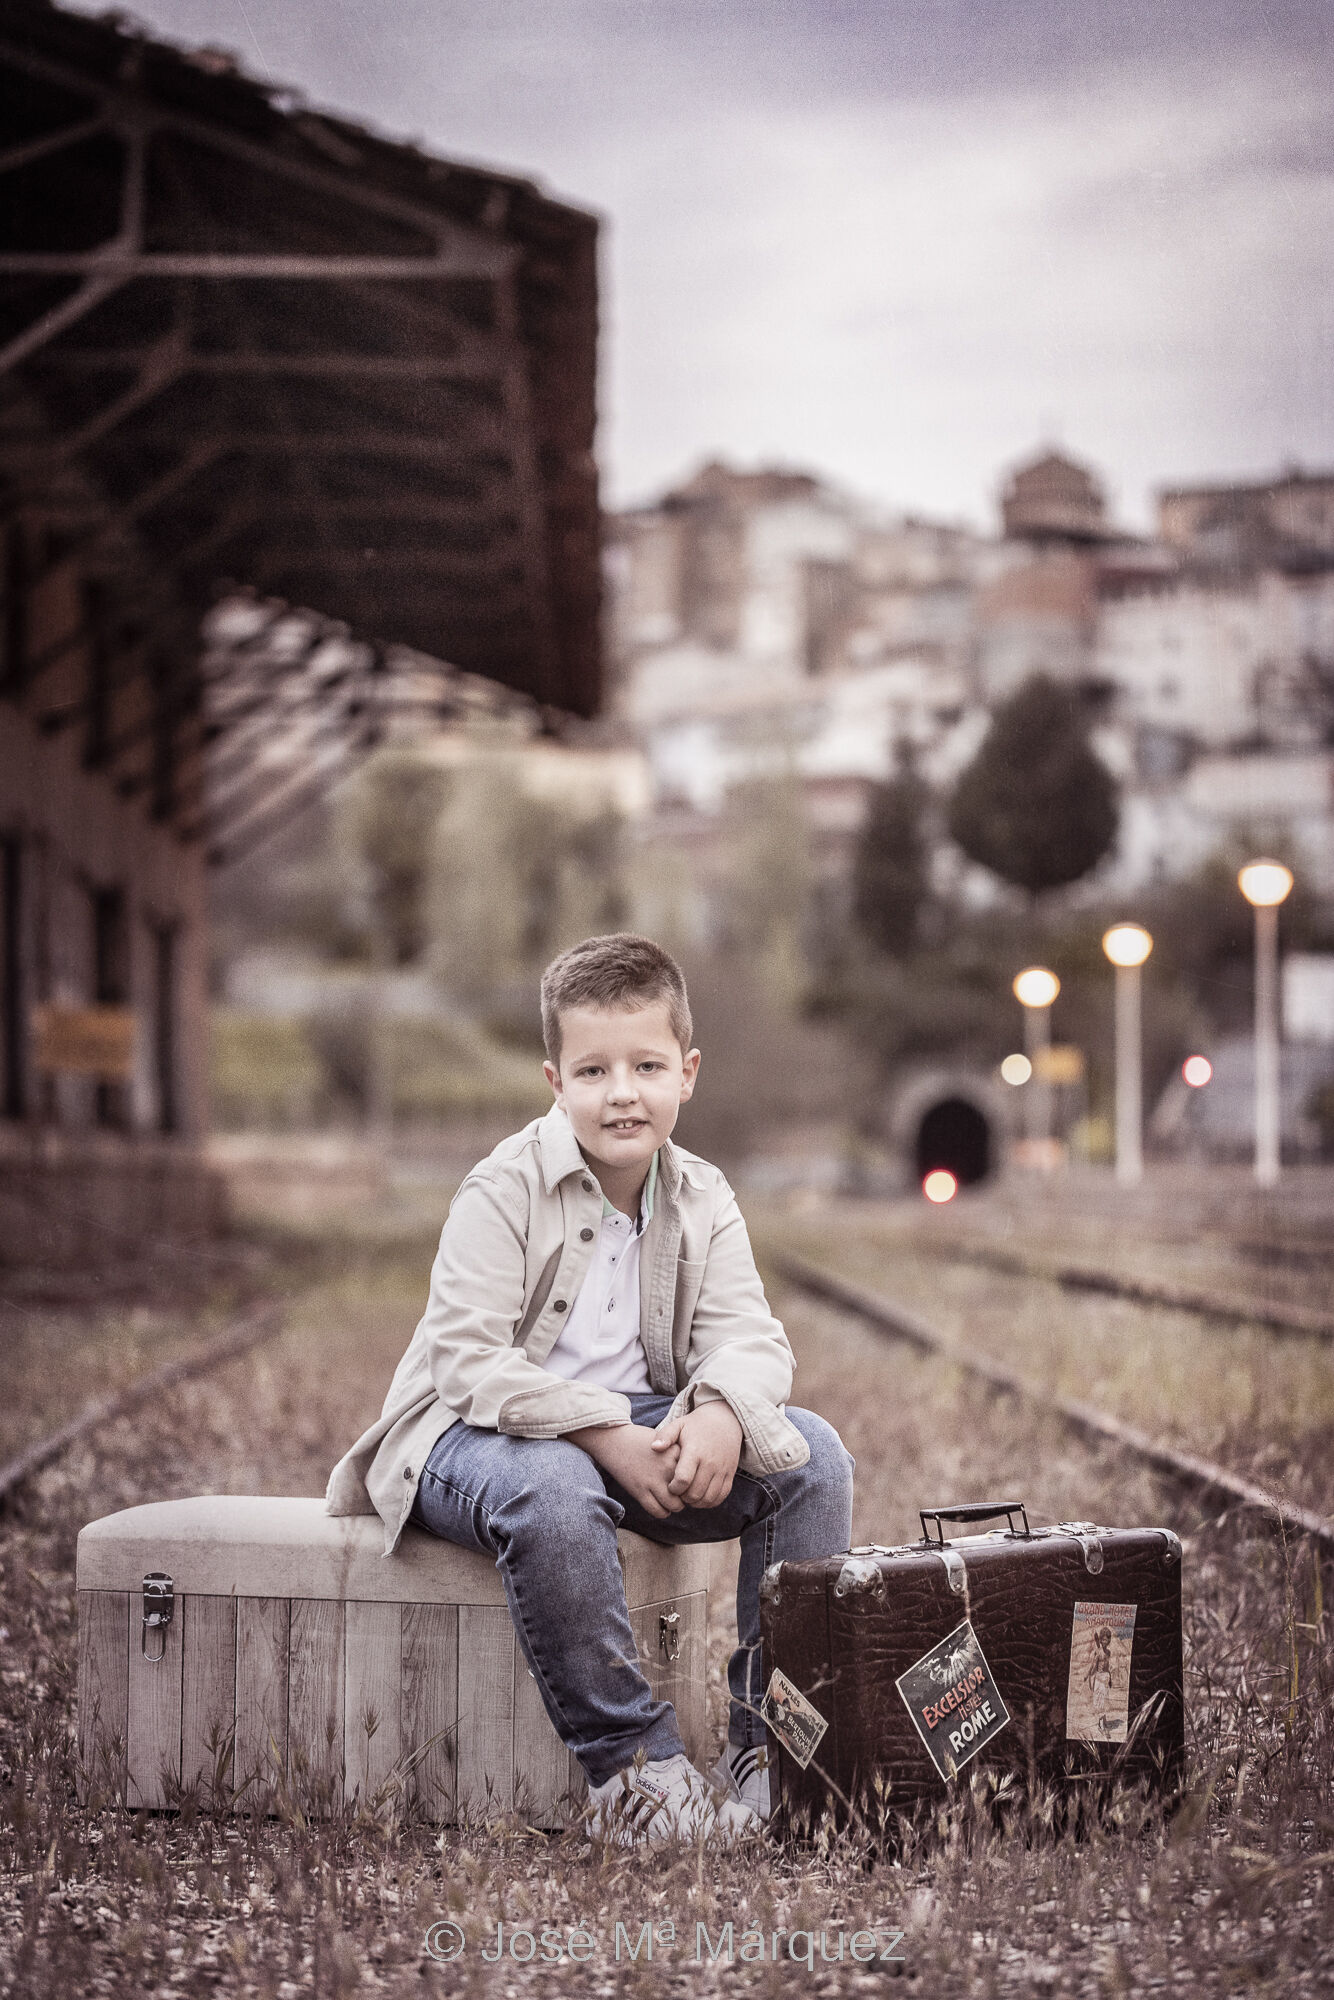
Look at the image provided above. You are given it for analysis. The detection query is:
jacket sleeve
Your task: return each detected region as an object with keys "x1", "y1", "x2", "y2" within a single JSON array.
[
  {"x1": 671, "y1": 1186, "x2": 810, "y2": 1475},
  {"x1": 417, "y1": 1173, "x2": 632, "y2": 1438}
]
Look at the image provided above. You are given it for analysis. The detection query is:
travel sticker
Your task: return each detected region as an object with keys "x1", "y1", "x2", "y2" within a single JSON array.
[
  {"x1": 1066, "y1": 1601, "x2": 1137, "y2": 1742},
  {"x1": 761, "y1": 1669, "x2": 829, "y2": 1769},
  {"x1": 895, "y1": 1619, "x2": 1010, "y2": 1782}
]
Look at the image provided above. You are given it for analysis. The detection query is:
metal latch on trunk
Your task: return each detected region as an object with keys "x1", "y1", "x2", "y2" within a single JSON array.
[
  {"x1": 142, "y1": 1572, "x2": 174, "y2": 1662},
  {"x1": 1057, "y1": 1522, "x2": 1106, "y2": 1575},
  {"x1": 659, "y1": 1609, "x2": 680, "y2": 1663}
]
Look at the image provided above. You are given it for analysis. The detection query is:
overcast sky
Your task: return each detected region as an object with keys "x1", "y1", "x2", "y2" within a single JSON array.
[{"x1": 70, "y1": 1, "x2": 1334, "y2": 531}]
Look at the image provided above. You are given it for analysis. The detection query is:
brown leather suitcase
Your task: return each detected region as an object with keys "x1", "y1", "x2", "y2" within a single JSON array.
[{"x1": 758, "y1": 1502, "x2": 1184, "y2": 1837}]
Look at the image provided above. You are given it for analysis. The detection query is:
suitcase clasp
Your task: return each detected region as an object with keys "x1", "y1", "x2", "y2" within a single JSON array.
[
  {"x1": 141, "y1": 1572, "x2": 174, "y2": 1662},
  {"x1": 933, "y1": 1546, "x2": 969, "y2": 1596},
  {"x1": 1057, "y1": 1522, "x2": 1106, "y2": 1575}
]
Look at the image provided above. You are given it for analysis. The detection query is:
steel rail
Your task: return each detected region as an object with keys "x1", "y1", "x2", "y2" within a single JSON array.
[
  {"x1": 898, "y1": 1238, "x2": 1334, "y2": 1344},
  {"x1": 775, "y1": 1253, "x2": 1334, "y2": 1557},
  {"x1": 0, "y1": 1301, "x2": 286, "y2": 1507}
]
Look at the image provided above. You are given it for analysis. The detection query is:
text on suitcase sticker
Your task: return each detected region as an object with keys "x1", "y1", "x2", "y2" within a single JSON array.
[
  {"x1": 1066, "y1": 1601, "x2": 1137, "y2": 1742},
  {"x1": 761, "y1": 1669, "x2": 829, "y2": 1769},
  {"x1": 895, "y1": 1619, "x2": 1010, "y2": 1782}
]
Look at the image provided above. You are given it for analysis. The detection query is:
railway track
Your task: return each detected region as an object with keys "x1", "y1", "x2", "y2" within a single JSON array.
[
  {"x1": 775, "y1": 1252, "x2": 1334, "y2": 1559},
  {"x1": 889, "y1": 1237, "x2": 1334, "y2": 1343},
  {"x1": 0, "y1": 1300, "x2": 287, "y2": 1506}
]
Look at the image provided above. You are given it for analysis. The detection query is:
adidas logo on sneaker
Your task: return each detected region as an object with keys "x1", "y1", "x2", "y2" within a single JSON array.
[{"x1": 710, "y1": 1742, "x2": 772, "y2": 1823}]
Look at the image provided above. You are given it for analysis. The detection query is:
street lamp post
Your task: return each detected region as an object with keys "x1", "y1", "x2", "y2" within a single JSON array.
[
  {"x1": 1012, "y1": 966, "x2": 1060, "y2": 1148},
  {"x1": 1101, "y1": 923, "x2": 1153, "y2": 1187},
  {"x1": 1238, "y1": 860, "x2": 1294, "y2": 1188}
]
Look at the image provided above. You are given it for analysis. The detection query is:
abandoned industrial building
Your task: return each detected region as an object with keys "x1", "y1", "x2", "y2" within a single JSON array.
[{"x1": 0, "y1": 0, "x2": 601, "y2": 1259}]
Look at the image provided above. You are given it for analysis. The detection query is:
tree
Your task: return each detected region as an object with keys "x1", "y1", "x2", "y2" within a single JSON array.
[
  {"x1": 947, "y1": 674, "x2": 1119, "y2": 897},
  {"x1": 343, "y1": 750, "x2": 451, "y2": 964},
  {"x1": 851, "y1": 760, "x2": 932, "y2": 955},
  {"x1": 429, "y1": 757, "x2": 630, "y2": 1015}
]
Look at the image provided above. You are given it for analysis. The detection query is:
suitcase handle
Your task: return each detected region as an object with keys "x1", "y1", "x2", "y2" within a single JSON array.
[{"x1": 920, "y1": 1500, "x2": 1030, "y2": 1543}]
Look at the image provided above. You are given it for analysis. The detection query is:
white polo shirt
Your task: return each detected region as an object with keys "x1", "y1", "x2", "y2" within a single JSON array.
[{"x1": 542, "y1": 1154, "x2": 656, "y2": 1394}]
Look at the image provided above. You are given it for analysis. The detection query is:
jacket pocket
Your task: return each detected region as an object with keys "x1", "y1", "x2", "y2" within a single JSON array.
[{"x1": 673, "y1": 1259, "x2": 708, "y2": 1357}]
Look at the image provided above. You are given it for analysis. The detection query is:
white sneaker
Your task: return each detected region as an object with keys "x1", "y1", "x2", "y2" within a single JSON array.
[
  {"x1": 709, "y1": 1742, "x2": 772, "y2": 1823},
  {"x1": 585, "y1": 1753, "x2": 760, "y2": 1847}
]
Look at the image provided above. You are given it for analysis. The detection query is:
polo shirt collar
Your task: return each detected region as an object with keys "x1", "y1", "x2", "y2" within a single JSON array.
[{"x1": 601, "y1": 1148, "x2": 657, "y2": 1233}]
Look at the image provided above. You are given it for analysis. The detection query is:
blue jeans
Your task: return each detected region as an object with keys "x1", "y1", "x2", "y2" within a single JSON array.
[{"x1": 410, "y1": 1392, "x2": 854, "y2": 1787}]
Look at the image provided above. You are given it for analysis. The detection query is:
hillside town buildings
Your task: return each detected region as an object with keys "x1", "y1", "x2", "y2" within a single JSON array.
[{"x1": 607, "y1": 448, "x2": 1334, "y2": 910}]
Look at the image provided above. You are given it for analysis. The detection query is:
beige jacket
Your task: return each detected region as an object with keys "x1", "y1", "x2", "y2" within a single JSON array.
[{"x1": 325, "y1": 1104, "x2": 810, "y2": 1553}]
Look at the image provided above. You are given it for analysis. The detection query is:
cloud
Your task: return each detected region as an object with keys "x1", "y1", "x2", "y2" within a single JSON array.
[{"x1": 604, "y1": 56, "x2": 1334, "y2": 522}]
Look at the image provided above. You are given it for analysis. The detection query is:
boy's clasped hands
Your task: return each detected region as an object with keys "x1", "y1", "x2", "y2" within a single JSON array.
[{"x1": 573, "y1": 1400, "x2": 744, "y2": 1519}]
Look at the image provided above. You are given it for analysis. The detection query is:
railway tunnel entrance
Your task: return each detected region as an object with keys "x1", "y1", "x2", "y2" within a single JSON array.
[{"x1": 914, "y1": 1096, "x2": 992, "y2": 1188}]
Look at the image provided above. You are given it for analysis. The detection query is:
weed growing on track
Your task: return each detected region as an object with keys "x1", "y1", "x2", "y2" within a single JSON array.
[{"x1": 0, "y1": 1223, "x2": 1331, "y2": 1997}]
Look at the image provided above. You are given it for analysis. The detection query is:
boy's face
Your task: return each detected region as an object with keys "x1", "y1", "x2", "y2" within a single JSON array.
[{"x1": 544, "y1": 999, "x2": 700, "y2": 1183}]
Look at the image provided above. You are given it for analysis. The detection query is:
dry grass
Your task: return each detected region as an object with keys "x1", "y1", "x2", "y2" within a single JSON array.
[{"x1": 0, "y1": 1191, "x2": 1331, "y2": 1997}]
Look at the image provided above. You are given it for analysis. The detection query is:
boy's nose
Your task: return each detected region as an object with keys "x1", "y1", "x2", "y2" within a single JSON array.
[{"x1": 607, "y1": 1071, "x2": 640, "y2": 1103}]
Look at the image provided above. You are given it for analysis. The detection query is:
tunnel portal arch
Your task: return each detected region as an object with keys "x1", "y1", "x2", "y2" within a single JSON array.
[{"x1": 914, "y1": 1095, "x2": 993, "y2": 1187}]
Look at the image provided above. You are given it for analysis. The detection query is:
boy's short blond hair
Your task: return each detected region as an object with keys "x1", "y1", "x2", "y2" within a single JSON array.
[{"x1": 540, "y1": 933, "x2": 693, "y2": 1068}]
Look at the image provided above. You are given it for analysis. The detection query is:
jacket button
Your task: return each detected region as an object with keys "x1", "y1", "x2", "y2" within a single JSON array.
[
  {"x1": 580, "y1": 1227, "x2": 594, "y2": 1241},
  {"x1": 554, "y1": 1298, "x2": 568, "y2": 1312},
  {"x1": 581, "y1": 1178, "x2": 594, "y2": 1193},
  {"x1": 403, "y1": 1467, "x2": 414, "y2": 1480}
]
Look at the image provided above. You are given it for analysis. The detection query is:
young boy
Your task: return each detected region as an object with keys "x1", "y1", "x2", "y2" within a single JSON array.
[{"x1": 325, "y1": 933, "x2": 854, "y2": 1845}]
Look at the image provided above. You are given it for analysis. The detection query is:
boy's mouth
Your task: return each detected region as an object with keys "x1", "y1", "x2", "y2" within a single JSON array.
[{"x1": 604, "y1": 1118, "x2": 648, "y2": 1134}]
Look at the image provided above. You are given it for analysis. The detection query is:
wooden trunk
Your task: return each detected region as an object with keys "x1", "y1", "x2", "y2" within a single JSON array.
[{"x1": 76, "y1": 1496, "x2": 709, "y2": 1827}]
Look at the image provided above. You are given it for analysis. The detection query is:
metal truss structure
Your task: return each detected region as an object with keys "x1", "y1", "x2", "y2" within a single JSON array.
[{"x1": 0, "y1": 0, "x2": 601, "y2": 860}]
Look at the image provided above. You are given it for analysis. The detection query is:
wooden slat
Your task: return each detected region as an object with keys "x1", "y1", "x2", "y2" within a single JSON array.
[
  {"x1": 567, "y1": 1748, "x2": 586, "y2": 1825},
  {"x1": 77, "y1": 1590, "x2": 129, "y2": 1805},
  {"x1": 402, "y1": 1602, "x2": 457, "y2": 1824},
  {"x1": 181, "y1": 1596, "x2": 237, "y2": 1798},
  {"x1": 289, "y1": 1599, "x2": 345, "y2": 1805},
  {"x1": 127, "y1": 1588, "x2": 183, "y2": 1808},
  {"x1": 234, "y1": 1597, "x2": 289, "y2": 1803},
  {"x1": 512, "y1": 1654, "x2": 570, "y2": 1830},
  {"x1": 344, "y1": 1600, "x2": 401, "y2": 1807},
  {"x1": 456, "y1": 1606, "x2": 514, "y2": 1818}
]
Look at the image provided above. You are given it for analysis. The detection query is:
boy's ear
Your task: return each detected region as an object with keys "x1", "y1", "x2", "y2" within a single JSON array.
[
  {"x1": 543, "y1": 1058, "x2": 563, "y2": 1102},
  {"x1": 679, "y1": 1048, "x2": 701, "y2": 1101}
]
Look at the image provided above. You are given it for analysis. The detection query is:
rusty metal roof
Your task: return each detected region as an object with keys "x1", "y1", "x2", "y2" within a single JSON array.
[{"x1": 0, "y1": 0, "x2": 603, "y2": 719}]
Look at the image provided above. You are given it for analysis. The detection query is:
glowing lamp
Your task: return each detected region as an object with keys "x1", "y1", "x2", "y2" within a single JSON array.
[
  {"x1": 1012, "y1": 967, "x2": 1059, "y2": 1009},
  {"x1": 923, "y1": 1170, "x2": 958, "y2": 1204},
  {"x1": 1238, "y1": 861, "x2": 1293, "y2": 909},
  {"x1": 1183, "y1": 1055, "x2": 1212, "y2": 1088},
  {"x1": 1000, "y1": 1053, "x2": 1032, "y2": 1086},
  {"x1": 1102, "y1": 923, "x2": 1153, "y2": 968}
]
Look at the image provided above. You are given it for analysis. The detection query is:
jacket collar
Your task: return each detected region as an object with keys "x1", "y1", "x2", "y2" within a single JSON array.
[{"x1": 537, "y1": 1101, "x2": 687, "y2": 1201}]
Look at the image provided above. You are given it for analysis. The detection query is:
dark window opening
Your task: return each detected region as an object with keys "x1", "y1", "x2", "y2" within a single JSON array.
[
  {"x1": 149, "y1": 651, "x2": 176, "y2": 821},
  {"x1": 92, "y1": 884, "x2": 129, "y2": 1130},
  {"x1": 83, "y1": 579, "x2": 112, "y2": 769},
  {"x1": 154, "y1": 922, "x2": 178, "y2": 1136},
  {"x1": 1, "y1": 836, "x2": 24, "y2": 1119},
  {"x1": 2, "y1": 523, "x2": 28, "y2": 695},
  {"x1": 915, "y1": 1097, "x2": 991, "y2": 1187}
]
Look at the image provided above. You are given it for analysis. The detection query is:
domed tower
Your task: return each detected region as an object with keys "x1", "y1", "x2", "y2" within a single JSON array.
[{"x1": 1001, "y1": 450, "x2": 1109, "y2": 546}]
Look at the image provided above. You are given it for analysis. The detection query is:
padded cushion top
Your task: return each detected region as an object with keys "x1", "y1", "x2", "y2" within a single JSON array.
[{"x1": 76, "y1": 1495, "x2": 710, "y2": 1605}]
